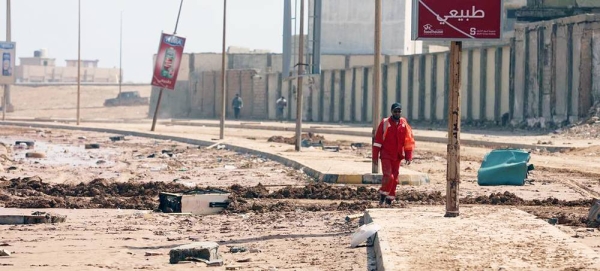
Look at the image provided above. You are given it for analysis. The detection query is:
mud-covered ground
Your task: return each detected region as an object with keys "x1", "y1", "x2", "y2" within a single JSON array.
[{"x1": 1, "y1": 126, "x2": 600, "y2": 270}]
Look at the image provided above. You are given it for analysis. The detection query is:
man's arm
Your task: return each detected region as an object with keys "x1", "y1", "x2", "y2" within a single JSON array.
[
  {"x1": 403, "y1": 119, "x2": 414, "y2": 164},
  {"x1": 372, "y1": 120, "x2": 384, "y2": 165}
]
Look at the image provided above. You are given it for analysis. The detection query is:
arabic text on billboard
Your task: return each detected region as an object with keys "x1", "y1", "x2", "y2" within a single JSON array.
[{"x1": 412, "y1": 0, "x2": 503, "y2": 41}]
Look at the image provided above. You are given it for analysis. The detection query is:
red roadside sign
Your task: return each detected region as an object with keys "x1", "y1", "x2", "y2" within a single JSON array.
[
  {"x1": 151, "y1": 33, "x2": 186, "y2": 90},
  {"x1": 412, "y1": 0, "x2": 503, "y2": 40}
]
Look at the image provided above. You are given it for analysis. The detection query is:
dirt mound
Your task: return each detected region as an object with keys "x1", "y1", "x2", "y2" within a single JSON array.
[
  {"x1": 267, "y1": 133, "x2": 325, "y2": 145},
  {"x1": 225, "y1": 198, "x2": 374, "y2": 214},
  {"x1": 228, "y1": 182, "x2": 379, "y2": 201},
  {"x1": 461, "y1": 192, "x2": 595, "y2": 207},
  {"x1": 230, "y1": 183, "x2": 269, "y2": 198},
  {"x1": 397, "y1": 190, "x2": 444, "y2": 204},
  {"x1": 6, "y1": 176, "x2": 189, "y2": 198},
  {"x1": 1, "y1": 176, "x2": 190, "y2": 209},
  {"x1": 461, "y1": 192, "x2": 526, "y2": 205}
]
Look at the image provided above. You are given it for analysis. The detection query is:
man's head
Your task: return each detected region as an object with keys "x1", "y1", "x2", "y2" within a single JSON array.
[
  {"x1": 236, "y1": 94, "x2": 240, "y2": 97},
  {"x1": 390, "y1": 103, "x2": 402, "y2": 120}
]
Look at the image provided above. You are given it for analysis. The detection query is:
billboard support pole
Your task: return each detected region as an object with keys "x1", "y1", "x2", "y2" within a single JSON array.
[
  {"x1": 150, "y1": 0, "x2": 184, "y2": 132},
  {"x1": 2, "y1": 0, "x2": 10, "y2": 120},
  {"x1": 151, "y1": 88, "x2": 164, "y2": 132},
  {"x1": 445, "y1": 41, "x2": 462, "y2": 217},
  {"x1": 294, "y1": 0, "x2": 305, "y2": 152}
]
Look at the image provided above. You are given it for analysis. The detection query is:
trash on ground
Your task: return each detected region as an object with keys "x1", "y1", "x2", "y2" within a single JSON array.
[
  {"x1": 159, "y1": 189, "x2": 230, "y2": 215},
  {"x1": 350, "y1": 222, "x2": 381, "y2": 248},
  {"x1": 345, "y1": 213, "x2": 364, "y2": 222},
  {"x1": 25, "y1": 152, "x2": 46, "y2": 159},
  {"x1": 84, "y1": 144, "x2": 100, "y2": 149},
  {"x1": 145, "y1": 252, "x2": 162, "y2": 256},
  {"x1": 477, "y1": 149, "x2": 534, "y2": 186},
  {"x1": 15, "y1": 141, "x2": 35, "y2": 148},
  {"x1": 323, "y1": 146, "x2": 340, "y2": 152},
  {"x1": 588, "y1": 200, "x2": 600, "y2": 227},
  {"x1": 229, "y1": 246, "x2": 247, "y2": 253},
  {"x1": 109, "y1": 136, "x2": 125, "y2": 142}
]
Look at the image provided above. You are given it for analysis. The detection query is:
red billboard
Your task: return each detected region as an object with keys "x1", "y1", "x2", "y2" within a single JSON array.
[
  {"x1": 412, "y1": 0, "x2": 503, "y2": 41},
  {"x1": 151, "y1": 33, "x2": 186, "y2": 90}
]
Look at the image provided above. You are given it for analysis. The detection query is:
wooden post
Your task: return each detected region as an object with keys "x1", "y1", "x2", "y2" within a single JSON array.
[
  {"x1": 219, "y1": 0, "x2": 227, "y2": 140},
  {"x1": 445, "y1": 41, "x2": 462, "y2": 217},
  {"x1": 150, "y1": 88, "x2": 164, "y2": 131},
  {"x1": 294, "y1": 0, "x2": 305, "y2": 152},
  {"x1": 371, "y1": 0, "x2": 382, "y2": 174}
]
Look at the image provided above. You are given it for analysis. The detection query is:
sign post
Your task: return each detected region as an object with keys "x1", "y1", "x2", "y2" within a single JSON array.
[
  {"x1": 150, "y1": 33, "x2": 186, "y2": 131},
  {"x1": 0, "y1": 41, "x2": 15, "y2": 121},
  {"x1": 411, "y1": 0, "x2": 503, "y2": 217}
]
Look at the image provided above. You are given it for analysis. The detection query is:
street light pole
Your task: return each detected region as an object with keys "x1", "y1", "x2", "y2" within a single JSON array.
[
  {"x1": 219, "y1": 0, "x2": 227, "y2": 140},
  {"x1": 294, "y1": 0, "x2": 305, "y2": 151},
  {"x1": 76, "y1": 0, "x2": 81, "y2": 125},
  {"x1": 119, "y1": 11, "x2": 123, "y2": 94},
  {"x1": 372, "y1": 0, "x2": 382, "y2": 173}
]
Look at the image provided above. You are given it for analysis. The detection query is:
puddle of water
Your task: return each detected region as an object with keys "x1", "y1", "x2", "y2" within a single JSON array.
[{"x1": 1, "y1": 137, "x2": 117, "y2": 167}]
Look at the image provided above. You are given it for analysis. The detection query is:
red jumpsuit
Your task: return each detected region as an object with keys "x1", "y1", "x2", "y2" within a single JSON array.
[{"x1": 372, "y1": 117, "x2": 414, "y2": 201}]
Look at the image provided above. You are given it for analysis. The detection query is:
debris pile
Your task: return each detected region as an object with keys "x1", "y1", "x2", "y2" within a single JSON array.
[
  {"x1": 267, "y1": 132, "x2": 325, "y2": 145},
  {"x1": 558, "y1": 102, "x2": 600, "y2": 139}
]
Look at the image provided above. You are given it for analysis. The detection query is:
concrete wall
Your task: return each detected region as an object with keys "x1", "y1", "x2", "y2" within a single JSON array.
[
  {"x1": 150, "y1": 15, "x2": 600, "y2": 127},
  {"x1": 511, "y1": 14, "x2": 600, "y2": 125}
]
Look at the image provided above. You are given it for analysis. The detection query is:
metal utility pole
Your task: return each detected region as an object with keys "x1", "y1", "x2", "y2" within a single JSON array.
[
  {"x1": 371, "y1": 0, "x2": 382, "y2": 173},
  {"x1": 445, "y1": 41, "x2": 462, "y2": 217},
  {"x1": 76, "y1": 0, "x2": 81, "y2": 125},
  {"x1": 2, "y1": 0, "x2": 11, "y2": 121},
  {"x1": 294, "y1": 0, "x2": 305, "y2": 151},
  {"x1": 150, "y1": 0, "x2": 184, "y2": 132},
  {"x1": 119, "y1": 11, "x2": 123, "y2": 95},
  {"x1": 219, "y1": 0, "x2": 227, "y2": 139}
]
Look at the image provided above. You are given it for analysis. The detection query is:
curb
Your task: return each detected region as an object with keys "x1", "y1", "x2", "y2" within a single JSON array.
[
  {"x1": 364, "y1": 209, "x2": 393, "y2": 271},
  {"x1": 4, "y1": 117, "x2": 574, "y2": 152},
  {"x1": 0, "y1": 121, "x2": 429, "y2": 186}
]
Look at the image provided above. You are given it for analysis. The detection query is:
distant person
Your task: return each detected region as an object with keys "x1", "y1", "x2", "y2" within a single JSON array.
[
  {"x1": 232, "y1": 94, "x2": 243, "y2": 119},
  {"x1": 276, "y1": 96, "x2": 287, "y2": 122},
  {"x1": 372, "y1": 102, "x2": 415, "y2": 206}
]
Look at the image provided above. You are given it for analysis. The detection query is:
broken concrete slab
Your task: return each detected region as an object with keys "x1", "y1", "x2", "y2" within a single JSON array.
[
  {"x1": 169, "y1": 242, "x2": 221, "y2": 264},
  {"x1": 0, "y1": 212, "x2": 67, "y2": 225}
]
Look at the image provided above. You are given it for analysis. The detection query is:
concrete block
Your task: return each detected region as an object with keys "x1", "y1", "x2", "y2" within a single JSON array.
[
  {"x1": 0, "y1": 214, "x2": 67, "y2": 225},
  {"x1": 169, "y1": 242, "x2": 221, "y2": 264},
  {"x1": 362, "y1": 169, "x2": 430, "y2": 186}
]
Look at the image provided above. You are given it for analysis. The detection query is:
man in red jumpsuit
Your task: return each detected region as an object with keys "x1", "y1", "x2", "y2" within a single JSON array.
[{"x1": 372, "y1": 102, "x2": 414, "y2": 206}]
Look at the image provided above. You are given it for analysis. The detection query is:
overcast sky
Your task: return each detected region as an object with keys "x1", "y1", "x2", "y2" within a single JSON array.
[{"x1": 1, "y1": 0, "x2": 284, "y2": 82}]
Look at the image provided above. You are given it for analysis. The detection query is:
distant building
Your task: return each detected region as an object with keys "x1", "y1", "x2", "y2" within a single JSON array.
[{"x1": 16, "y1": 49, "x2": 120, "y2": 83}]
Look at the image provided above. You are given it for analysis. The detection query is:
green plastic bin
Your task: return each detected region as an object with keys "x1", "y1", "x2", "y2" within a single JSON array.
[{"x1": 477, "y1": 149, "x2": 533, "y2": 186}]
